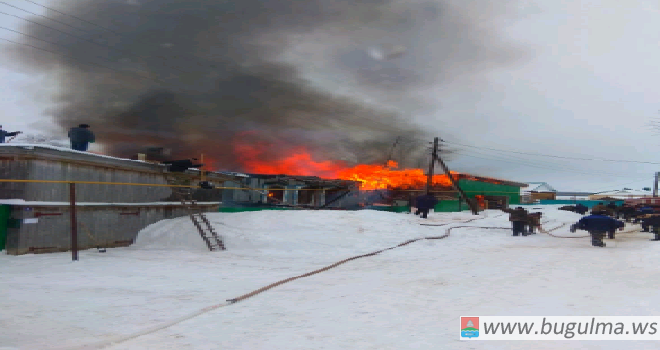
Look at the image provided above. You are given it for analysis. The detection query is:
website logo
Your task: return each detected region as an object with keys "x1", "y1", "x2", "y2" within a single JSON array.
[{"x1": 461, "y1": 317, "x2": 479, "y2": 338}]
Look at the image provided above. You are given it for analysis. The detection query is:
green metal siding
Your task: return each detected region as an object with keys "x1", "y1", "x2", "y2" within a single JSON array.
[
  {"x1": 0, "y1": 205, "x2": 10, "y2": 251},
  {"x1": 434, "y1": 200, "x2": 461, "y2": 212},
  {"x1": 458, "y1": 179, "x2": 521, "y2": 205},
  {"x1": 219, "y1": 206, "x2": 296, "y2": 213},
  {"x1": 368, "y1": 205, "x2": 410, "y2": 213}
]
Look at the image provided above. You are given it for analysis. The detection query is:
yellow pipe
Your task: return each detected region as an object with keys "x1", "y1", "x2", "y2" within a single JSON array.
[{"x1": 0, "y1": 179, "x2": 534, "y2": 194}]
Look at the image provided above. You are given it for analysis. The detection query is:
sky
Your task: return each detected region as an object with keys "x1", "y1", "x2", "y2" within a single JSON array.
[{"x1": 0, "y1": 0, "x2": 659, "y2": 192}]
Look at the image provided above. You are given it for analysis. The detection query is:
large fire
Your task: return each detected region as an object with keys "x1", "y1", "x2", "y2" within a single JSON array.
[{"x1": 233, "y1": 141, "x2": 458, "y2": 190}]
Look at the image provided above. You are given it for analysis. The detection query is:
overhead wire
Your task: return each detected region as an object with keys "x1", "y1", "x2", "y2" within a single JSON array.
[
  {"x1": 22, "y1": 0, "x2": 120, "y2": 35},
  {"x1": 450, "y1": 146, "x2": 639, "y2": 178},
  {"x1": 450, "y1": 150, "x2": 634, "y2": 178},
  {"x1": 0, "y1": 36, "x2": 166, "y2": 86},
  {"x1": 0, "y1": 6, "x2": 193, "y2": 76},
  {"x1": 20, "y1": 0, "x2": 218, "y2": 71},
  {"x1": 442, "y1": 140, "x2": 660, "y2": 165},
  {"x1": 1, "y1": 1, "x2": 91, "y2": 33}
]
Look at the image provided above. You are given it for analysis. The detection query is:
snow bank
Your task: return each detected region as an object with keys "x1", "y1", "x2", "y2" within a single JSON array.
[
  {"x1": 134, "y1": 210, "x2": 442, "y2": 256},
  {"x1": 133, "y1": 206, "x2": 585, "y2": 256}
]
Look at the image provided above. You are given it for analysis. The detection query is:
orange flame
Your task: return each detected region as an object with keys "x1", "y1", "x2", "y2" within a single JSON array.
[{"x1": 232, "y1": 137, "x2": 460, "y2": 190}]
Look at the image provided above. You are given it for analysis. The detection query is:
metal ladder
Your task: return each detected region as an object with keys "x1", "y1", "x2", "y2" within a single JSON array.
[{"x1": 166, "y1": 175, "x2": 226, "y2": 251}]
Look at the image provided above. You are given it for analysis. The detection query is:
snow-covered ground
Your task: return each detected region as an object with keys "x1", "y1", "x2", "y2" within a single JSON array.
[{"x1": 2, "y1": 205, "x2": 660, "y2": 350}]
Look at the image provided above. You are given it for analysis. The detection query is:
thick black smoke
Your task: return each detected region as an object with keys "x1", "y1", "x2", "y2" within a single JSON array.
[{"x1": 4, "y1": 0, "x2": 528, "y2": 171}]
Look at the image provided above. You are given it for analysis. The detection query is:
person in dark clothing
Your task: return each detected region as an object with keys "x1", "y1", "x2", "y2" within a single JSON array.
[
  {"x1": 559, "y1": 205, "x2": 576, "y2": 212},
  {"x1": 0, "y1": 125, "x2": 22, "y2": 143},
  {"x1": 414, "y1": 193, "x2": 438, "y2": 219},
  {"x1": 639, "y1": 205, "x2": 655, "y2": 215},
  {"x1": 591, "y1": 203, "x2": 611, "y2": 216},
  {"x1": 618, "y1": 205, "x2": 636, "y2": 221},
  {"x1": 638, "y1": 213, "x2": 660, "y2": 232},
  {"x1": 607, "y1": 219, "x2": 625, "y2": 239},
  {"x1": 162, "y1": 158, "x2": 204, "y2": 172},
  {"x1": 68, "y1": 124, "x2": 95, "y2": 151},
  {"x1": 574, "y1": 203, "x2": 588, "y2": 215},
  {"x1": 502, "y1": 207, "x2": 529, "y2": 236},
  {"x1": 527, "y1": 212, "x2": 542, "y2": 234},
  {"x1": 570, "y1": 211, "x2": 624, "y2": 247},
  {"x1": 642, "y1": 215, "x2": 660, "y2": 241}
]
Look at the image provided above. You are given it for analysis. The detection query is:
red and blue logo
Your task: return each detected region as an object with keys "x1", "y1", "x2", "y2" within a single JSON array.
[{"x1": 461, "y1": 317, "x2": 479, "y2": 338}]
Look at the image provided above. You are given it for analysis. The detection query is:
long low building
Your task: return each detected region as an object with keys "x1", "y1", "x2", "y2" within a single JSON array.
[
  {"x1": 0, "y1": 144, "x2": 242, "y2": 255},
  {"x1": 0, "y1": 144, "x2": 362, "y2": 254}
]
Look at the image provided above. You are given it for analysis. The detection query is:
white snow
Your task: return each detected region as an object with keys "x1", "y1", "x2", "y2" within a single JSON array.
[
  {"x1": 2, "y1": 205, "x2": 660, "y2": 350},
  {"x1": 0, "y1": 143, "x2": 160, "y2": 165}
]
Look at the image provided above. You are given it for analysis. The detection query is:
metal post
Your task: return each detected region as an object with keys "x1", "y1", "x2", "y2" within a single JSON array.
[
  {"x1": 200, "y1": 153, "x2": 205, "y2": 182},
  {"x1": 426, "y1": 137, "x2": 438, "y2": 194},
  {"x1": 69, "y1": 182, "x2": 78, "y2": 261},
  {"x1": 654, "y1": 172, "x2": 659, "y2": 197}
]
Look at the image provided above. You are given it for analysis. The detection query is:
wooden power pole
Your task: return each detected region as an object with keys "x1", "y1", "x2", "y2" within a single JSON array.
[
  {"x1": 433, "y1": 139, "x2": 479, "y2": 215},
  {"x1": 426, "y1": 137, "x2": 438, "y2": 194}
]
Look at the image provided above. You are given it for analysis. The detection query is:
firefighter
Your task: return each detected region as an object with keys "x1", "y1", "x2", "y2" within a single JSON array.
[
  {"x1": 638, "y1": 213, "x2": 660, "y2": 232},
  {"x1": 574, "y1": 203, "x2": 588, "y2": 215},
  {"x1": 527, "y1": 212, "x2": 542, "y2": 234},
  {"x1": 607, "y1": 201, "x2": 618, "y2": 212},
  {"x1": 502, "y1": 207, "x2": 529, "y2": 236},
  {"x1": 591, "y1": 202, "x2": 608, "y2": 215},
  {"x1": 570, "y1": 210, "x2": 624, "y2": 247},
  {"x1": 68, "y1": 124, "x2": 95, "y2": 151},
  {"x1": 0, "y1": 125, "x2": 22, "y2": 143},
  {"x1": 414, "y1": 193, "x2": 438, "y2": 219},
  {"x1": 642, "y1": 215, "x2": 660, "y2": 241}
]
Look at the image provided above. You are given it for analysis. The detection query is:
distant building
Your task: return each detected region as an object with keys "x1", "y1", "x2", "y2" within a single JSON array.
[
  {"x1": 589, "y1": 189, "x2": 653, "y2": 200},
  {"x1": 521, "y1": 182, "x2": 557, "y2": 203}
]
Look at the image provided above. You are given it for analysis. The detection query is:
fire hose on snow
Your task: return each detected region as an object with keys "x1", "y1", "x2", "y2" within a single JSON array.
[
  {"x1": 59, "y1": 212, "x2": 638, "y2": 350},
  {"x1": 58, "y1": 215, "x2": 490, "y2": 350}
]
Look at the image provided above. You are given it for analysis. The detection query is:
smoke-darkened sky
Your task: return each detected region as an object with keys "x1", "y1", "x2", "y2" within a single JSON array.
[{"x1": 2, "y1": 0, "x2": 659, "y2": 191}]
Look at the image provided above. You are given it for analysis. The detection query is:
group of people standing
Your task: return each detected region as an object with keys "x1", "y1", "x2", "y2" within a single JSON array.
[
  {"x1": 0, "y1": 124, "x2": 95, "y2": 151},
  {"x1": 567, "y1": 201, "x2": 660, "y2": 247},
  {"x1": 570, "y1": 204, "x2": 625, "y2": 247},
  {"x1": 501, "y1": 207, "x2": 543, "y2": 236}
]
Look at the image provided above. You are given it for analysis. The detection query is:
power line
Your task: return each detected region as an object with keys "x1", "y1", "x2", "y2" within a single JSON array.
[
  {"x1": 0, "y1": 36, "x2": 165, "y2": 85},
  {"x1": 454, "y1": 146, "x2": 637, "y2": 178},
  {"x1": 587, "y1": 177, "x2": 653, "y2": 193},
  {"x1": 0, "y1": 7, "x2": 191, "y2": 76},
  {"x1": 22, "y1": 0, "x2": 119, "y2": 35},
  {"x1": 19, "y1": 0, "x2": 218, "y2": 71},
  {"x1": 443, "y1": 140, "x2": 660, "y2": 165},
  {"x1": 1, "y1": 1, "x2": 90, "y2": 33},
  {"x1": 451, "y1": 150, "x2": 635, "y2": 178}
]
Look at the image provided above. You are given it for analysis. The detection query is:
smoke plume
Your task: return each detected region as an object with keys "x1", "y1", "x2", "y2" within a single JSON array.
[{"x1": 3, "y1": 0, "x2": 528, "y2": 172}]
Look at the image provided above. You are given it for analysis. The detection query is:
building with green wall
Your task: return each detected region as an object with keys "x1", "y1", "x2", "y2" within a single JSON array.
[{"x1": 434, "y1": 176, "x2": 528, "y2": 212}]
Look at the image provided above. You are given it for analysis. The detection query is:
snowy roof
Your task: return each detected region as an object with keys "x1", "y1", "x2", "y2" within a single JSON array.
[
  {"x1": 523, "y1": 182, "x2": 556, "y2": 192},
  {"x1": 0, "y1": 144, "x2": 242, "y2": 180},
  {"x1": 0, "y1": 143, "x2": 160, "y2": 165},
  {"x1": 218, "y1": 171, "x2": 251, "y2": 178},
  {"x1": 593, "y1": 189, "x2": 652, "y2": 196}
]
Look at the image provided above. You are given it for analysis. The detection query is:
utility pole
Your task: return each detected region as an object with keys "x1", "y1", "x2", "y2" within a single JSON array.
[
  {"x1": 434, "y1": 139, "x2": 479, "y2": 215},
  {"x1": 426, "y1": 137, "x2": 439, "y2": 194},
  {"x1": 654, "y1": 172, "x2": 659, "y2": 197}
]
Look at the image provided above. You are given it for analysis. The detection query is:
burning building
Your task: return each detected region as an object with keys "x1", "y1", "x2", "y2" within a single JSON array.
[
  {"x1": 219, "y1": 173, "x2": 360, "y2": 210},
  {"x1": 220, "y1": 154, "x2": 527, "y2": 212}
]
